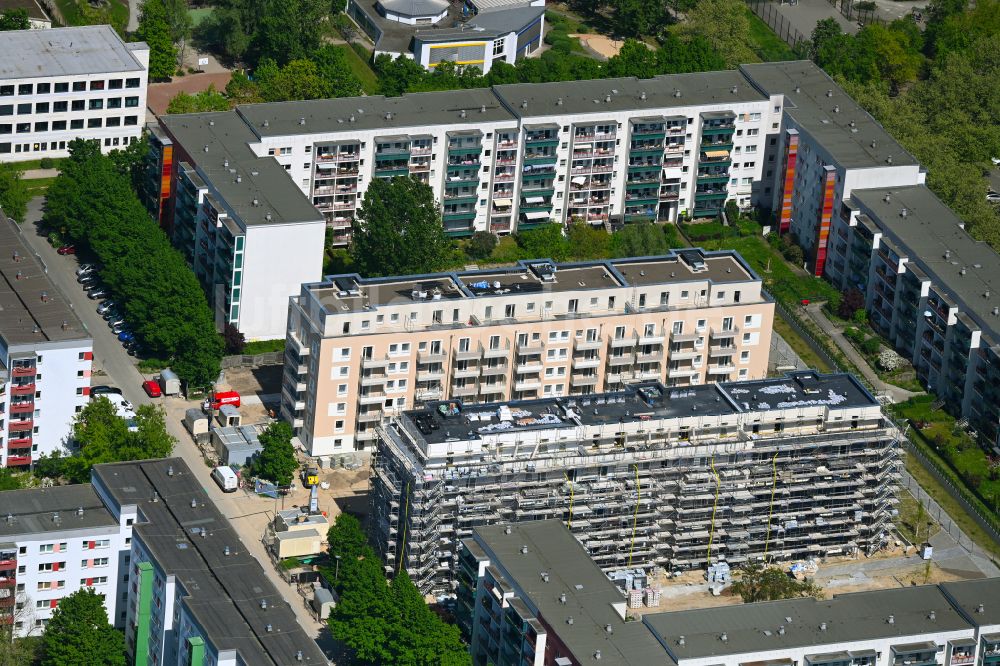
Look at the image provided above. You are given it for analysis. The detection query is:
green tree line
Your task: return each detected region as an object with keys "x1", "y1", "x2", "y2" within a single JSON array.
[{"x1": 43, "y1": 140, "x2": 222, "y2": 387}]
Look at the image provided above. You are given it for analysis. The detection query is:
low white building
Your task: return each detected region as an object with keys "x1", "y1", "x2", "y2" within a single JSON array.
[
  {"x1": 1, "y1": 213, "x2": 92, "y2": 469},
  {"x1": 0, "y1": 25, "x2": 148, "y2": 163}
]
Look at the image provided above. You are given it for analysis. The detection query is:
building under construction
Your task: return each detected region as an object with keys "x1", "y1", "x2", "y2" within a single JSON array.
[{"x1": 369, "y1": 370, "x2": 901, "y2": 595}]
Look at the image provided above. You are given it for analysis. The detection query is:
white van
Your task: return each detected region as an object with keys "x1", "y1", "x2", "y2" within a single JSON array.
[{"x1": 211, "y1": 466, "x2": 239, "y2": 493}]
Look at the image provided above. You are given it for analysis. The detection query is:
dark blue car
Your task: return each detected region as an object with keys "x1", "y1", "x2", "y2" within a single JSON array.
[{"x1": 118, "y1": 331, "x2": 134, "y2": 343}]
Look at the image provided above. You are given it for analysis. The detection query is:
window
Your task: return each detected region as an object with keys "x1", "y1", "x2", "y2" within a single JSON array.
[
  {"x1": 18, "y1": 84, "x2": 33, "y2": 95},
  {"x1": 0, "y1": 85, "x2": 13, "y2": 96},
  {"x1": 70, "y1": 119, "x2": 83, "y2": 129},
  {"x1": 109, "y1": 79, "x2": 123, "y2": 90},
  {"x1": 53, "y1": 100, "x2": 67, "y2": 112},
  {"x1": 34, "y1": 122, "x2": 48, "y2": 132},
  {"x1": 672, "y1": 321, "x2": 683, "y2": 334},
  {"x1": 71, "y1": 100, "x2": 84, "y2": 111},
  {"x1": 54, "y1": 82, "x2": 68, "y2": 93},
  {"x1": 35, "y1": 102, "x2": 50, "y2": 113},
  {"x1": 0, "y1": 124, "x2": 10, "y2": 135},
  {"x1": 124, "y1": 116, "x2": 137, "y2": 126},
  {"x1": 37, "y1": 82, "x2": 50, "y2": 93},
  {"x1": 16, "y1": 123, "x2": 30, "y2": 133},
  {"x1": 493, "y1": 39, "x2": 504, "y2": 56},
  {"x1": 0, "y1": 105, "x2": 10, "y2": 116},
  {"x1": 105, "y1": 117, "x2": 120, "y2": 127},
  {"x1": 568, "y1": 299, "x2": 578, "y2": 314},
  {"x1": 107, "y1": 97, "x2": 122, "y2": 109},
  {"x1": 87, "y1": 118, "x2": 102, "y2": 128},
  {"x1": 125, "y1": 78, "x2": 140, "y2": 88},
  {"x1": 90, "y1": 80, "x2": 105, "y2": 91},
  {"x1": 125, "y1": 96, "x2": 139, "y2": 107},
  {"x1": 749, "y1": 112, "x2": 761, "y2": 121},
  {"x1": 747, "y1": 128, "x2": 759, "y2": 136},
  {"x1": 89, "y1": 99, "x2": 103, "y2": 110}
]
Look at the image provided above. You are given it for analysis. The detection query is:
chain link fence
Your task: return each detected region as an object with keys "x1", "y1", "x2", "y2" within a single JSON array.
[{"x1": 745, "y1": 0, "x2": 809, "y2": 48}]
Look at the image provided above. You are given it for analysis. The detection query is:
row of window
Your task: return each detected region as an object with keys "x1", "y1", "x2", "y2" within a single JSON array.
[
  {"x1": 0, "y1": 115, "x2": 139, "y2": 134},
  {"x1": 0, "y1": 78, "x2": 141, "y2": 96},
  {"x1": 0, "y1": 96, "x2": 140, "y2": 115}
]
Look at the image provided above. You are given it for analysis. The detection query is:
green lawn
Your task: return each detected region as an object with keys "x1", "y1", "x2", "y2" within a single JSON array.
[
  {"x1": 744, "y1": 7, "x2": 798, "y2": 61},
  {"x1": 24, "y1": 177, "x2": 58, "y2": 198},
  {"x1": 772, "y1": 315, "x2": 834, "y2": 373},
  {"x1": 188, "y1": 7, "x2": 212, "y2": 26},
  {"x1": 10, "y1": 158, "x2": 65, "y2": 171},
  {"x1": 55, "y1": 0, "x2": 128, "y2": 28},
  {"x1": 331, "y1": 44, "x2": 379, "y2": 95}
]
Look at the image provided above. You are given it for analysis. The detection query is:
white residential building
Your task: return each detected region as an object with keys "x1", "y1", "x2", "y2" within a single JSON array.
[
  {"x1": 1, "y1": 213, "x2": 92, "y2": 469},
  {"x1": 0, "y1": 25, "x2": 148, "y2": 163},
  {"x1": 0, "y1": 484, "x2": 131, "y2": 637}
]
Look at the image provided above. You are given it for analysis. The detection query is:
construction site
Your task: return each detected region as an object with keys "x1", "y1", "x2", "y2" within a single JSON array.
[{"x1": 369, "y1": 370, "x2": 902, "y2": 595}]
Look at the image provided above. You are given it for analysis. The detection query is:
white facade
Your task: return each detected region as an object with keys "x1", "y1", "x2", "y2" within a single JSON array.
[{"x1": 0, "y1": 25, "x2": 148, "y2": 163}]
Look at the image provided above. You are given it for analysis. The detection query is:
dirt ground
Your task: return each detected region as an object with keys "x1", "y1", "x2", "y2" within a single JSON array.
[{"x1": 570, "y1": 33, "x2": 627, "y2": 59}]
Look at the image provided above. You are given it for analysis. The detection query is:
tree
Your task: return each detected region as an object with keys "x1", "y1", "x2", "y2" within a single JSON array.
[
  {"x1": 838, "y1": 287, "x2": 866, "y2": 319},
  {"x1": 313, "y1": 45, "x2": 364, "y2": 98},
  {"x1": 0, "y1": 8, "x2": 30, "y2": 30},
  {"x1": 165, "y1": 86, "x2": 230, "y2": 114},
  {"x1": 327, "y1": 513, "x2": 368, "y2": 561},
  {"x1": 350, "y1": 177, "x2": 450, "y2": 277},
  {"x1": 466, "y1": 231, "x2": 498, "y2": 260},
  {"x1": 195, "y1": 6, "x2": 252, "y2": 63},
  {"x1": 612, "y1": 0, "x2": 666, "y2": 37},
  {"x1": 673, "y1": 0, "x2": 759, "y2": 68},
  {"x1": 255, "y1": 0, "x2": 327, "y2": 64},
  {"x1": 516, "y1": 224, "x2": 569, "y2": 261},
  {"x1": 223, "y1": 323, "x2": 246, "y2": 354},
  {"x1": 254, "y1": 421, "x2": 297, "y2": 486},
  {"x1": 0, "y1": 163, "x2": 30, "y2": 222},
  {"x1": 256, "y1": 58, "x2": 332, "y2": 102},
  {"x1": 63, "y1": 399, "x2": 175, "y2": 483},
  {"x1": 163, "y1": 0, "x2": 194, "y2": 68},
  {"x1": 40, "y1": 589, "x2": 125, "y2": 665},
  {"x1": 0, "y1": 590, "x2": 41, "y2": 666},
  {"x1": 566, "y1": 222, "x2": 611, "y2": 259},
  {"x1": 137, "y1": 0, "x2": 178, "y2": 80},
  {"x1": 0, "y1": 468, "x2": 27, "y2": 491},
  {"x1": 730, "y1": 562, "x2": 824, "y2": 603}
]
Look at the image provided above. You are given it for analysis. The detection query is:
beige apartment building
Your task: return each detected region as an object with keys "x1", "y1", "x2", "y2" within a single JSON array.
[{"x1": 281, "y1": 249, "x2": 774, "y2": 455}]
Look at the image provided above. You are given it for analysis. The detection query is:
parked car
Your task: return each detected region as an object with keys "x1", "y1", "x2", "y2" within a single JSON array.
[
  {"x1": 107, "y1": 316, "x2": 125, "y2": 328},
  {"x1": 142, "y1": 380, "x2": 162, "y2": 398},
  {"x1": 76, "y1": 264, "x2": 97, "y2": 276},
  {"x1": 97, "y1": 300, "x2": 115, "y2": 315},
  {"x1": 992, "y1": 157, "x2": 1000, "y2": 166},
  {"x1": 103, "y1": 308, "x2": 121, "y2": 321},
  {"x1": 111, "y1": 322, "x2": 127, "y2": 335},
  {"x1": 987, "y1": 190, "x2": 1000, "y2": 204},
  {"x1": 117, "y1": 330, "x2": 134, "y2": 343},
  {"x1": 124, "y1": 340, "x2": 145, "y2": 357},
  {"x1": 78, "y1": 273, "x2": 97, "y2": 285},
  {"x1": 57, "y1": 244, "x2": 76, "y2": 255},
  {"x1": 90, "y1": 385, "x2": 122, "y2": 396},
  {"x1": 87, "y1": 287, "x2": 108, "y2": 300}
]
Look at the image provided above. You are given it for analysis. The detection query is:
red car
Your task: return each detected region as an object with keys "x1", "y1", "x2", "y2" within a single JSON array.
[
  {"x1": 57, "y1": 244, "x2": 76, "y2": 255},
  {"x1": 142, "y1": 380, "x2": 162, "y2": 398}
]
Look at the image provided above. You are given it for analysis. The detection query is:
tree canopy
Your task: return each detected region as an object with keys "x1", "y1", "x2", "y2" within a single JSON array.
[
  {"x1": 165, "y1": 86, "x2": 230, "y2": 114},
  {"x1": 350, "y1": 177, "x2": 450, "y2": 277},
  {"x1": 0, "y1": 8, "x2": 30, "y2": 30},
  {"x1": 730, "y1": 562, "x2": 824, "y2": 603},
  {"x1": 40, "y1": 589, "x2": 126, "y2": 665},
  {"x1": 196, "y1": 0, "x2": 327, "y2": 66},
  {"x1": 324, "y1": 515, "x2": 470, "y2": 665},
  {"x1": 0, "y1": 163, "x2": 29, "y2": 222},
  {"x1": 253, "y1": 421, "x2": 297, "y2": 486},
  {"x1": 44, "y1": 140, "x2": 222, "y2": 387},
  {"x1": 137, "y1": 0, "x2": 177, "y2": 80}
]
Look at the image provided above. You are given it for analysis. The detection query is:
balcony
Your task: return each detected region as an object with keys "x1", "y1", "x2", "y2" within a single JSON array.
[
  {"x1": 668, "y1": 367, "x2": 700, "y2": 379},
  {"x1": 708, "y1": 345, "x2": 737, "y2": 358},
  {"x1": 607, "y1": 354, "x2": 634, "y2": 367},
  {"x1": 573, "y1": 357, "x2": 601, "y2": 370},
  {"x1": 636, "y1": 351, "x2": 664, "y2": 363},
  {"x1": 671, "y1": 331, "x2": 701, "y2": 343},
  {"x1": 451, "y1": 384, "x2": 478, "y2": 398},
  {"x1": 359, "y1": 392, "x2": 387, "y2": 405},
  {"x1": 454, "y1": 346, "x2": 482, "y2": 361},
  {"x1": 5, "y1": 455, "x2": 31, "y2": 467},
  {"x1": 361, "y1": 355, "x2": 389, "y2": 369},
  {"x1": 707, "y1": 364, "x2": 736, "y2": 375},
  {"x1": 418, "y1": 350, "x2": 448, "y2": 364},
  {"x1": 357, "y1": 410, "x2": 383, "y2": 423},
  {"x1": 11, "y1": 366, "x2": 36, "y2": 377},
  {"x1": 452, "y1": 367, "x2": 479, "y2": 379},
  {"x1": 516, "y1": 341, "x2": 544, "y2": 355},
  {"x1": 711, "y1": 326, "x2": 740, "y2": 339},
  {"x1": 514, "y1": 379, "x2": 542, "y2": 391},
  {"x1": 610, "y1": 336, "x2": 637, "y2": 348},
  {"x1": 483, "y1": 344, "x2": 511, "y2": 359},
  {"x1": 515, "y1": 362, "x2": 543, "y2": 374},
  {"x1": 416, "y1": 389, "x2": 442, "y2": 401},
  {"x1": 575, "y1": 338, "x2": 603, "y2": 351},
  {"x1": 360, "y1": 374, "x2": 386, "y2": 387},
  {"x1": 669, "y1": 349, "x2": 699, "y2": 361},
  {"x1": 570, "y1": 374, "x2": 599, "y2": 386},
  {"x1": 9, "y1": 402, "x2": 33, "y2": 414},
  {"x1": 480, "y1": 364, "x2": 507, "y2": 377},
  {"x1": 639, "y1": 330, "x2": 666, "y2": 345},
  {"x1": 416, "y1": 369, "x2": 445, "y2": 382}
]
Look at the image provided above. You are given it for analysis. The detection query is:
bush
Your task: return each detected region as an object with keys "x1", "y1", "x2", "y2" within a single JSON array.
[
  {"x1": 467, "y1": 231, "x2": 498, "y2": 260},
  {"x1": 223, "y1": 323, "x2": 246, "y2": 355},
  {"x1": 838, "y1": 288, "x2": 865, "y2": 319},
  {"x1": 860, "y1": 336, "x2": 881, "y2": 355},
  {"x1": 39, "y1": 157, "x2": 55, "y2": 169}
]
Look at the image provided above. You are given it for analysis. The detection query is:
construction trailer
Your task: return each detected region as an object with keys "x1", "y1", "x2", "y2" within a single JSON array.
[{"x1": 369, "y1": 370, "x2": 901, "y2": 595}]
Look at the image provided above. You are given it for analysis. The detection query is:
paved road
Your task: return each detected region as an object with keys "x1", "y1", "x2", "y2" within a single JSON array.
[
  {"x1": 21, "y1": 198, "x2": 336, "y2": 658},
  {"x1": 127, "y1": 0, "x2": 139, "y2": 33}
]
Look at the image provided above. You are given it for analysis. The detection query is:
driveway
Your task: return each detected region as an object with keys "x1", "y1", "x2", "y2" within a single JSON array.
[{"x1": 22, "y1": 197, "x2": 336, "y2": 657}]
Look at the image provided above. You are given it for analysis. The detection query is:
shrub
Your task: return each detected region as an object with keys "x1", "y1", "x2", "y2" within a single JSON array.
[
  {"x1": 861, "y1": 336, "x2": 881, "y2": 355},
  {"x1": 838, "y1": 287, "x2": 866, "y2": 319},
  {"x1": 39, "y1": 157, "x2": 55, "y2": 169},
  {"x1": 467, "y1": 231, "x2": 498, "y2": 260}
]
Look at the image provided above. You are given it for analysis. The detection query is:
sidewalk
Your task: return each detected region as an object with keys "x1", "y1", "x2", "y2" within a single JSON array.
[{"x1": 802, "y1": 302, "x2": 921, "y2": 403}]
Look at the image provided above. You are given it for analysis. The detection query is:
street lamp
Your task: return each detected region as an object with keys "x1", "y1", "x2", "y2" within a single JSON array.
[{"x1": 335, "y1": 555, "x2": 341, "y2": 581}]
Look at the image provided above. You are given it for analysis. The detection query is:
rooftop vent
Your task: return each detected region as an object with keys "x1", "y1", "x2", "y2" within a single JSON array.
[
  {"x1": 385, "y1": 112, "x2": 392, "y2": 120},
  {"x1": 521, "y1": 100, "x2": 528, "y2": 109},
  {"x1": 263, "y1": 119, "x2": 269, "y2": 127},
  {"x1": 223, "y1": 159, "x2": 229, "y2": 168},
  {"x1": 266, "y1": 624, "x2": 272, "y2": 632},
  {"x1": 605, "y1": 624, "x2": 613, "y2": 634},
  {"x1": 778, "y1": 626, "x2": 786, "y2": 635},
  {"x1": 594, "y1": 650, "x2": 602, "y2": 660},
  {"x1": 887, "y1": 615, "x2": 895, "y2": 624},
  {"x1": 884, "y1": 193, "x2": 891, "y2": 203},
  {"x1": 731, "y1": 85, "x2": 738, "y2": 94},
  {"x1": 299, "y1": 117, "x2": 305, "y2": 125},
  {"x1": 480, "y1": 105, "x2": 486, "y2": 113},
  {"x1": 886, "y1": 155, "x2": 893, "y2": 164},
  {"x1": 605, "y1": 94, "x2": 612, "y2": 103},
  {"x1": 820, "y1": 622, "x2": 827, "y2": 631},
  {"x1": 504, "y1": 525, "x2": 512, "y2": 535},
  {"x1": 833, "y1": 105, "x2": 840, "y2": 113},
  {"x1": 720, "y1": 633, "x2": 728, "y2": 642},
  {"x1": 296, "y1": 651, "x2": 303, "y2": 662},
  {"x1": 460, "y1": 109, "x2": 466, "y2": 119},
  {"x1": 40, "y1": 291, "x2": 48, "y2": 302},
  {"x1": 191, "y1": 498, "x2": 197, "y2": 508},
  {"x1": 203, "y1": 144, "x2": 209, "y2": 152},
  {"x1": 900, "y1": 207, "x2": 907, "y2": 217},
  {"x1": 521, "y1": 545, "x2": 528, "y2": 554},
  {"x1": 640, "y1": 91, "x2": 646, "y2": 100},
  {"x1": 929, "y1": 611, "x2": 936, "y2": 621},
  {"x1": 224, "y1": 546, "x2": 231, "y2": 556},
  {"x1": 673, "y1": 89, "x2": 682, "y2": 98},
  {"x1": 826, "y1": 89, "x2": 833, "y2": 97},
  {"x1": 77, "y1": 507, "x2": 83, "y2": 516},
  {"x1": 978, "y1": 604, "x2": 985, "y2": 613},
  {"x1": 260, "y1": 600, "x2": 268, "y2": 610},
  {"x1": 559, "y1": 593, "x2": 567, "y2": 604},
  {"x1": 540, "y1": 572, "x2": 549, "y2": 583},
  {"x1": 794, "y1": 85, "x2": 801, "y2": 93},
  {"x1": 678, "y1": 636, "x2": 686, "y2": 646}
]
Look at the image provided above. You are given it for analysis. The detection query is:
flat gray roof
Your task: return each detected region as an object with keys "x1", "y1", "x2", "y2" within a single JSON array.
[
  {"x1": 92, "y1": 459, "x2": 327, "y2": 665},
  {"x1": 417, "y1": 5, "x2": 543, "y2": 42},
  {"x1": 851, "y1": 185, "x2": 1000, "y2": 342},
  {"x1": 407, "y1": 371, "x2": 875, "y2": 445},
  {"x1": 0, "y1": 25, "x2": 146, "y2": 80},
  {"x1": 493, "y1": 70, "x2": 765, "y2": 118},
  {"x1": 377, "y1": 0, "x2": 447, "y2": 15},
  {"x1": 940, "y1": 579, "x2": 1000, "y2": 627},
  {"x1": 741, "y1": 61, "x2": 918, "y2": 170},
  {"x1": 643, "y1": 585, "x2": 971, "y2": 659},
  {"x1": 0, "y1": 213, "x2": 90, "y2": 347},
  {"x1": 0, "y1": 484, "x2": 117, "y2": 540},
  {"x1": 474, "y1": 521, "x2": 672, "y2": 665},
  {"x1": 160, "y1": 112, "x2": 323, "y2": 228},
  {"x1": 236, "y1": 87, "x2": 515, "y2": 137}
]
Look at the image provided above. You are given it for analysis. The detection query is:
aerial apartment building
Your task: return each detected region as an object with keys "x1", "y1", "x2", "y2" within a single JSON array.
[
  {"x1": 281, "y1": 249, "x2": 775, "y2": 454},
  {"x1": 458, "y1": 520, "x2": 1000, "y2": 666},
  {"x1": 1, "y1": 213, "x2": 93, "y2": 469},
  {"x1": 146, "y1": 69, "x2": 780, "y2": 246},
  {"x1": 369, "y1": 370, "x2": 900, "y2": 595},
  {"x1": 0, "y1": 484, "x2": 131, "y2": 637},
  {"x1": 823, "y1": 185, "x2": 1000, "y2": 447},
  {"x1": 0, "y1": 25, "x2": 148, "y2": 163}
]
